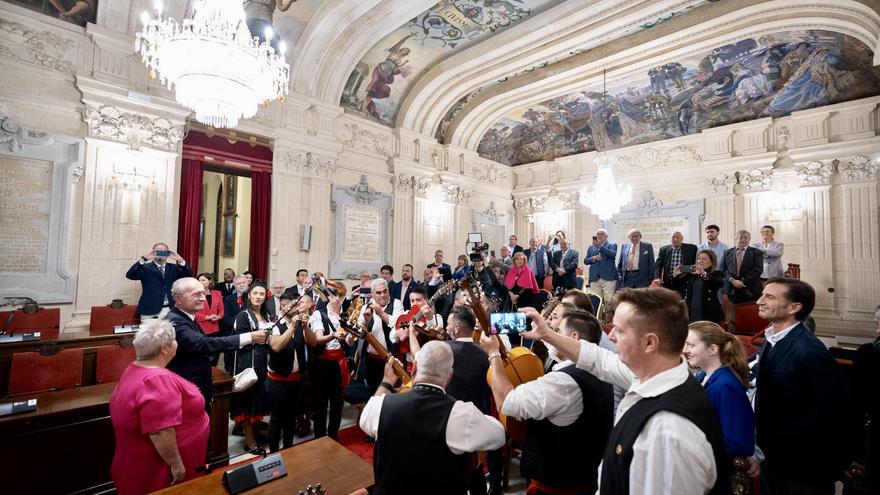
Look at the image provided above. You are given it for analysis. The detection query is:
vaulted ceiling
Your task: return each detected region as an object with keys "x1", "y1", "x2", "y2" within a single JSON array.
[{"x1": 268, "y1": 0, "x2": 880, "y2": 165}]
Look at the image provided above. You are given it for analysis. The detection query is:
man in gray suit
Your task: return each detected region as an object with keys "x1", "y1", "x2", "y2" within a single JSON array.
[
  {"x1": 550, "y1": 238, "x2": 579, "y2": 291},
  {"x1": 617, "y1": 229, "x2": 655, "y2": 288}
]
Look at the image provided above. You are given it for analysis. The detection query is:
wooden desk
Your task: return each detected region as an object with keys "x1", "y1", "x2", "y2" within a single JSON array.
[
  {"x1": 0, "y1": 368, "x2": 234, "y2": 495},
  {"x1": 154, "y1": 437, "x2": 374, "y2": 495}
]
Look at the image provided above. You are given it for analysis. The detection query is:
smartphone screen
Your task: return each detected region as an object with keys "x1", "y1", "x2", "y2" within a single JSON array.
[
  {"x1": 154, "y1": 250, "x2": 171, "y2": 257},
  {"x1": 489, "y1": 312, "x2": 527, "y2": 335}
]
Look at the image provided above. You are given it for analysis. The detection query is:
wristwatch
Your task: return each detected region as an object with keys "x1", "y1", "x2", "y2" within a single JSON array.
[
  {"x1": 487, "y1": 352, "x2": 502, "y2": 362},
  {"x1": 380, "y1": 381, "x2": 396, "y2": 393}
]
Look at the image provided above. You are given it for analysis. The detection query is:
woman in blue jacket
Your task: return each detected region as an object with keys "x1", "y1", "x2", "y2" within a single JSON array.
[{"x1": 685, "y1": 321, "x2": 756, "y2": 459}]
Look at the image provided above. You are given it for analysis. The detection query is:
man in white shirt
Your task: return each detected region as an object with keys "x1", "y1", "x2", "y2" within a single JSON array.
[
  {"x1": 359, "y1": 341, "x2": 505, "y2": 494},
  {"x1": 285, "y1": 269, "x2": 313, "y2": 300},
  {"x1": 360, "y1": 278, "x2": 404, "y2": 392},
  {"x1": 481, "y1": 309, "x2": 614, "y2": 494},
  {"x1": 520, "y1": 288, "x2": 727, "y2": 495},
  {"x1": 698, "y1": 225, "x2": 729, "y2": 271}
]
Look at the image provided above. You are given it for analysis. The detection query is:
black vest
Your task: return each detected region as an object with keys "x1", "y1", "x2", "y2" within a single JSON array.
[
  {"x1": 446, "y1": 340, "x2": 492, "y2": 415},
  {"x1": 600, "y1": 376, "x2": 730, "y2": 495},
  {"x1": 267, "y1": 321, "x2": 308, "y2": 377},
  {"x1": 359, "y1": 302, "x2": 398, "y2": 360},
  {"x1": 375, "y1": 384, "x2": 467, "y2": 495},
  {"x1": 313, "y1": 309, "x2": 337, "y2": 357},
  {"x1": 521, "y1": 365, "x2": 614, "y2": 488}
]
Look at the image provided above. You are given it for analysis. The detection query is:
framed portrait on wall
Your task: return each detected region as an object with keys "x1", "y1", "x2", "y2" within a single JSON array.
[
  {"x1": 222, "y1": 213, "x2": 236, "y2": 257},
  {"x1": 224, "y1": 175, "x2": 237, "y2": 213}
]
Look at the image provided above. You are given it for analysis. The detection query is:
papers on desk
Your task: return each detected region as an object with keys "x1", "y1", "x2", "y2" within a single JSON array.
[
  {"x1": 0, "y1": 333, "x2": 40, "y2": 343},
  {"x1": 0, "y1": 399, "x2": 37, "y2": 417},
  {"x1": 113, "y1": 324, "x2": 139, "y2": 334}
]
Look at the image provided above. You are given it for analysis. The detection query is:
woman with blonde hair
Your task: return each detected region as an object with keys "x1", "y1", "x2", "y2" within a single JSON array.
[
  {"x1": 684, "y1": 321, "x2": 756, "y2": 459},
  {"x1": 505, "y1": 252, "x2": 540, "y2": 309}
]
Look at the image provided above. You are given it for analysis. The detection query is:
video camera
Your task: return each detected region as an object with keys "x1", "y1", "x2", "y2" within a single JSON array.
[{"x1": 468, "y1": 233, "x2": 489, "y2": 263}]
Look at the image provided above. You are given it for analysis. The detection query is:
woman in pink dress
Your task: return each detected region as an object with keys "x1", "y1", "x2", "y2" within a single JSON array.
[{"x1": 110, "y1": 319, "x2": 210, "y2": 494}]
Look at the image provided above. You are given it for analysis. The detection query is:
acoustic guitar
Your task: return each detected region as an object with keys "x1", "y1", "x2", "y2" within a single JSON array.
[{"x1": 460, "y1": 275, "x2": 544, "y2": 446}]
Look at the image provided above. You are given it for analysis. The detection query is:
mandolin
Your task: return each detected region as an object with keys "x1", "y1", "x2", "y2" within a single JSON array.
[
  {"x1": 530, "y1": 292, "x2": 559, "y2": 361},
  {"x1": 340, "y1": 298, "x2": 411, "y2": 386},
  {"x1": 460, "y1": 275, "x2": 544, "y2": 446}
]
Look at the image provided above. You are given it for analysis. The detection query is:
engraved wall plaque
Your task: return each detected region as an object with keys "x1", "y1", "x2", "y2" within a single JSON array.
[
  {"x1": 0, "y1": 155, "x2": 52, "y2": 273},
  {"x1": 330, "y1": 176, "x2": 392, "y2": 279}
]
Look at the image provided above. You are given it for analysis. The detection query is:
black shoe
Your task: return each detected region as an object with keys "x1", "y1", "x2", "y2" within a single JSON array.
[
  {"x1": 232, "y1": 424, "x2": 244, "y2": 436},
  {"x1": 364, "y1": 435, "x2": 375, "y2": 443}
]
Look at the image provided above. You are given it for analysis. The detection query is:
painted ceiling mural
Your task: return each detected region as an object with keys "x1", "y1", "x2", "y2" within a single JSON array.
[
  {"x1": 340, "y1": 0, "x2": 565, "y2": 126},
  {"x1": 477, "y1": 30, "x2": 880, "y2": 166},
  {"x1": 434, "y1": 0, "x2": 722, "y2": 143}
]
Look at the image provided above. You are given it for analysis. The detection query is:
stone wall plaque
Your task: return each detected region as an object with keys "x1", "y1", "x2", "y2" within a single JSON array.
[
  {"x1": 0, "y1": 106, "x2": 80, "y2": 303},
  {"x1": 607, "y1": 192, "x2": 704, "y2": 249},
  {"x1": 330, "y1": 175, "x2": 392, "y2": 279},
  {"x1": 0, "y1": 155, "x2": 51, "y2": 273}
]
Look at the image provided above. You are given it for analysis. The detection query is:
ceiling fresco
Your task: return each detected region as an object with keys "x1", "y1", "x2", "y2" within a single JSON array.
[
  {"x1": 434, "y1": 0, "x2": 721, "y2": 143},
  {"x1": 476, "y1": 30, "x2": 880, "y2": 166},
  {"x1": 339, "y1": 0, "x2": 565, "y2": 126}
]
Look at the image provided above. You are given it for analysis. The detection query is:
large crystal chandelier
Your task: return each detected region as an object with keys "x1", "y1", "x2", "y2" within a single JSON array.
[
  {"x1": 136, "y1": 0, "x2": 290, "y2": 128},
  {"x1": 579, "y1": 69, "x2": 632, "y2": 220}
]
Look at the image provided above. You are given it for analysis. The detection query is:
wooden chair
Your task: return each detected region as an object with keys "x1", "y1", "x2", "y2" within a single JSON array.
[
  {"x1": 7, "y1": 348, "x2": 84, "y2": 395},
  {"x1": 95, "y1": 345, "x2": 136, "y2": 383},
  {"x1": 722, "y1": 297, "x2": 769, "y2": 356},
  {"x1": 89, "y1": 303, "x2": 138, "y2": 336},
  {"x1": 0, "y1": 308, "x2": 61, "y2": 340}
]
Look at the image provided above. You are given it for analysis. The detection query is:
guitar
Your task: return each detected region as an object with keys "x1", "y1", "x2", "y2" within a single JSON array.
[
  {"x1": 459, "y1": 275, "x2": 544, "y2": 446},
  {"x1": 530, "y1": 292, "x2": 559, "y2": 361}
]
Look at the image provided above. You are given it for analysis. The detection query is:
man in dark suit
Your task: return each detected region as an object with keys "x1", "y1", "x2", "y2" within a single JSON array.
[
  {"x1": 389, "y1": 264, "x2": 423, "y2": 310},
  {"x1": 722, "y1": 230, "x2": 764, "y2": 303},
  {"x1": 550, "y1": 238, "x2": 579, "y2": 291},
  {"x1": 284, "y1": 269, "x2": 313, "y2": 300},
  {"x1": 217, "y1": 268, "x2": 237, "y2": 298},
  {"x1": 165, "y1": 277, "x2": 267, "y2": 404},
  {"x1": 652, "y1": 231, "x2": 697, "y2": 298},
  {"x1": 753, "y1": 278, "x2": 854, "y2": 494},
  {"x1": 125, "y1": 242, "x2": 192, "y2": 318},
  {"x1": 508, "y1": 235, "x2": 524, "y2": 255},
  {"x1": 428, "y1": 250, "x2": 452, "y2": 282},
  {"x1": 618, "y1": 229, "x2": 655, "y2": 289}
]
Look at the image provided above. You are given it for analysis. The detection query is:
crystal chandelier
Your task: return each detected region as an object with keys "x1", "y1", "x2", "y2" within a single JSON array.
[
  {"x1": 579, "y1": 69, "x2": 632, "y2": 220},
  {"x1": 136, "y1": 0, "x2": 290, "y2": 128}
]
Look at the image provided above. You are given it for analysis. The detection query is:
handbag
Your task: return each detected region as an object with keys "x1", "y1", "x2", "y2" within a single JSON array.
[{"x1": 232, "y1": 312, "x2": 259, "y2": 393}]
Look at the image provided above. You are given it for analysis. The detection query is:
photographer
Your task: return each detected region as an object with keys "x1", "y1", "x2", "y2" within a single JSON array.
[
  {"x1": 675, "y1": 250, "x2": 724, "y2": 323},
  {"x1": 126, "y1": 242, "x2": 192, "y2": 319}
]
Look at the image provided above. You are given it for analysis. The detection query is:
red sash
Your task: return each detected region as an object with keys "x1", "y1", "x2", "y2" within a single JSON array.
[
  {"x1": 527, "y1": 479, "x2": 597, "y2": 495},
  {"x1": 319, "y1": 348, "x2": 349, "y2": 387},
  {"x1": 267, "y1": 370, "x2": 302, "y2": 382}
]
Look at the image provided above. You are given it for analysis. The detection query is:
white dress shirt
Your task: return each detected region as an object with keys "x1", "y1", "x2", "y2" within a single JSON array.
[
  {"x1": 359, "y1": 383, "x2": 506, "y2": 454},
  {"x1": 764, "y1": 321, "x2": 799, "y2": 347},
  {"x1": 500, "y1": 360, "x2": 583, "y2": 427},
  {"x1": 358, "y1": 301, "x2": 406, "y2": 356},
  {"x1": 184, "y1": 308, "x2": 253, "y2": 347},
  {"x1": 576, "y1": 341, "x2": 717, "y2": 495},
  {"x1": 269, "y1": 322, "x2": 300, "y2": 374},
  {"x1": 309, "y1": 308, "x2": 342, "y2": 350}
]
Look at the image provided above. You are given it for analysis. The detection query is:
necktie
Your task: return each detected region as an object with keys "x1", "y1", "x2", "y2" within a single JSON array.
[
  {"x1": 627, "y1": 245, "x2": 636, "y2": 270},
  {"x1": 158, "y1": 264, "x2": 165, "y2": 277},
  {"x1": 671, "y1": 247, "x2": 681, "y2": 268},
  {"x1": 736, "y1": 248, "x2": 744, "y2": 275}
]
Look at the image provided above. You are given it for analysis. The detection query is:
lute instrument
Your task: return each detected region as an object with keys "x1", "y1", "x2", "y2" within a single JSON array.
[{"x1": 339, "y1": 298, "x2": 412, "y2": 387}]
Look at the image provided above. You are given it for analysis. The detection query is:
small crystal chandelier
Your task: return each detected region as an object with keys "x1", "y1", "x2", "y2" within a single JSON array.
[
  {"x1": 579, "y1": 69, "x2": 632, "y2": 220},
  {"x1": 136, "y1": 0, "x2": 290, "y2": 128}
]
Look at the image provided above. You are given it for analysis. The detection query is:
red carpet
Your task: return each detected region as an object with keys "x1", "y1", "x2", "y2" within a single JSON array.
[{"x1": 337, "y1": 426, "x2": 374, "y2": 463}]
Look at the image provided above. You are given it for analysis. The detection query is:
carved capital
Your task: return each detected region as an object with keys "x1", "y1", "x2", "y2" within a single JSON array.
[
  {"x1": 797, "y1": 160, "x2": 834, "y2": 186},
  {"x1": 390, "y1": 174, "x2": 414, "y2": 195},
  {"x1": 707, "y1": 172, "x2": 737, "y2": 194},
  {"x1": 280, "y1": 149, "x2": 337, "y2": 179},
  {"x1": 82, "y1": 105, "x2": 183, "y2": 152},
  {"x1": 413, "y1": 177, "x2": 431, "y2": 198},
  {"x1": 514, "y1": 196, "x2": 546, "y2": 213},
  {"x1": 559, "y1": 191, "x2": 580, "y2": 209},
  {"x1": 737, "y1": 168, "x2": 773, "y2": 192},
  {"x1": 837, "y1": 155, "x2": 878, "y2": 183},
  {"x1": 440, "y1": 183, "x2": 472, "y2": 205}
]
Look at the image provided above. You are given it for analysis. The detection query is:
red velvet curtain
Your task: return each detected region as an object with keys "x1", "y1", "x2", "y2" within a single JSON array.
[
  {"x1": 177, "y1": 158, "x2": 204, "y2": 274},
  {"x1": 249, "y1": 171, "x2": 272, "y2": 281}
]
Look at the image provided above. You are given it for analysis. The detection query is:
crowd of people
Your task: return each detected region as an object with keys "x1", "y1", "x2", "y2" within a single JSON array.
[{"x1": 108, "y1": 230, "x2": 878, "y2": 495}]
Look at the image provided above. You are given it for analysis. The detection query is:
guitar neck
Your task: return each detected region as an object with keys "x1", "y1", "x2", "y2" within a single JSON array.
[{"x1": 362, "y1": 326, "x2": 411, "y2": 382}]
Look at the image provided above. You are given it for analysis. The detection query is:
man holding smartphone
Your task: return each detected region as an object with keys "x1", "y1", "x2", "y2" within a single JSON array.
[{"x1": 126, "y1": 242, "x2": 192, "y2": 320}]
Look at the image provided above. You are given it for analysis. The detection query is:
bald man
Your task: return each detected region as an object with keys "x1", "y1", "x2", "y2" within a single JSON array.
[{"x1": 653, "y1": 231, "x2": 697, "y2": 298}]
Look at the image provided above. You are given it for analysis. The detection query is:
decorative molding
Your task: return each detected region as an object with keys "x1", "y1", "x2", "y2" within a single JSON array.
[
  {"x1": 837, "y1": 155, "x2": 878, "y2": 183},
  {"x1": 797, "y1": 160, "x2": 834, "y2": 186},
  {"x1": 776, "y1": 125, "x2": 790, "y2": 150},
  {"x1": 482, "y1": 202, "x2": 503, "y2": 224},
  {"x1": 635, "y1": 191, "x2": 664, "y2": 217},
  {"x1": 0, "y1": 103, "x2": 51, "y2": 152},
  {"x1": 280, "y1": 149, "x2": 337, "y2": 179},
  {"x1": 440, "y1": 183, "x2": 472, "y2": 205},
  {"x1": 737, "y1": 168, "x2": 773, "y2": 192},
  {"x1": 471, "y1": 160, "x2": 510, "y2": 184},
  {"x1": 621, "y1": 144, "x2": 702, "y2": 172},
  {"x1": 338, "y1": 122, "x2": 390, "y2": 157},
  {"x1": 390, "y1": 174, "x2": 414, "y2": 194},
  {"x1": 70, "y1": 162, "x2": 84, "y2": 184},
  {"x1": 414, "y1": 177, "x2": 431, "y2": 197},
  {"x1": 81, "y1": 105, "x2": 183, "y2": 152},
  {"x1": 514, "y1": 196, "x2": 546, "y2": 213},
  {"x1": 344, "y1": 175, "x2": 383, "y2": 205},
  {"x1": 559, "y1": 191, "x2": 580, "y2": 209},
  {"x1": 0, "y1": 17, "x2": 76, "y2": 75},
  {"x1": 707, "y1": 172, "x2": 737, "y2": 194}
]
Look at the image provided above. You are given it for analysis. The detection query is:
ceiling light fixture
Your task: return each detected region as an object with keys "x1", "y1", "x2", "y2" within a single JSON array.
[{"x1": 136, "y1": 0, "x2": 290, "y2": 128}]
